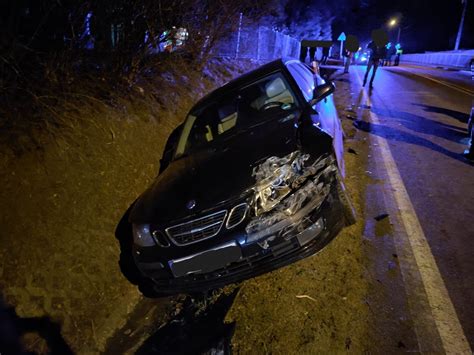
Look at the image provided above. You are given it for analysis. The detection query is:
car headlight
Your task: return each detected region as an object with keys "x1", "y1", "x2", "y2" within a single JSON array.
[
  {"x1": 252, "y1": 152, "x2": 313, "y2": 216},
  {"x1": 132, "y1": 224, "x2": 156, "y2": 247},
  {"x1": 253, "y1": 167, "x2": 292, "y2": 215}
]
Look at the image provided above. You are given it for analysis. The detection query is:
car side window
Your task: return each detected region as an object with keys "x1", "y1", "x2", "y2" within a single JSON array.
[
  {"x1": 188, "y1": 97, "x2": 238, "y2": 148},
  {"x1": 287, "y1": 62, "x2": 316, "y2": 102},
  {"x1": 174, "y1": 73, "x2": 298, "y2": 158},
  {"x1": 239, "y1": 73, "x2": 296, "y2": 113}
]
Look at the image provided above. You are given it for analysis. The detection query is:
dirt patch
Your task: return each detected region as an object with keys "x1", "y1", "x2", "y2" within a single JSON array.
[{"x1": 0, "y1": 57, "x2": 261, "y2": 353}]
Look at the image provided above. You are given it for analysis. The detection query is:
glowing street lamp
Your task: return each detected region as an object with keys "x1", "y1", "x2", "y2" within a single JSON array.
[{"x1": 388, "y1": 17, "x2": 401, "y2": 45}]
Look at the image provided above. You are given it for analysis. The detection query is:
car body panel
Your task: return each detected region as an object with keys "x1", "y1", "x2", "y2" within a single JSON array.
[
  {"x1": 314, "y1": 94, "x2": 345, "y2": 176},
  {"x1": 124, "y1": 58, "x2": 350, "y2": 295},
  {"x1": 130, "y1": 110, "x2": 302, "y2": 225}
]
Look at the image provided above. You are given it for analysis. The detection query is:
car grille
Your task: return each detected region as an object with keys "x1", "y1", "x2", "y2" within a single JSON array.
[
  {"x1": 226, "y1": 203, "x2": 248, "y2": 229},
  {"x1": 165, "y1": 210, "x2": 227, "y2": 246},
  {"x1": 151, "y1": 223, "x2": 340, "y2": 292}
]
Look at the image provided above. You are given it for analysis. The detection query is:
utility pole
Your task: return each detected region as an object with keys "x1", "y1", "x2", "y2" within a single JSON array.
[
  {"x1": 235, "y1": 12, "x2": 243, "y2": 59},
  {"x1": 455, "y1": 0, "x2": 468, "y2": 50}
]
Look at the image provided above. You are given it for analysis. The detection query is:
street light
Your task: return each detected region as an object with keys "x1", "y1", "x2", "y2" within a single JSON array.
[{"x1": 388, "y1": 17, "x2": 401, "y2": 45}]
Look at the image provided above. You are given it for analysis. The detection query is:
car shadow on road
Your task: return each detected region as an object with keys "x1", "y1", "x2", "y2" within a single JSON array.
[
  {"x1": 0, "y1": 297, "x2": 73, "y2": 355},
  {"x1": 334, "y1": 77, "x2": 351, "y2": 83},
  {"x1": 353, "y1": 120, "x2": 473, "y2": 166},
  {"x1": 369, "y1": 107, "x2": 467, "y2": 144},
  {"x1": 413, "y1": 104, "x2": 470, "y2": 125}
]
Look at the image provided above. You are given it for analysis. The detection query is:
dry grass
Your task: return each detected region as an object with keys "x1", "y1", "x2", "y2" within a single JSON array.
[{"x1": 0, "y1": 56, "x2": 261, "y2": 353}]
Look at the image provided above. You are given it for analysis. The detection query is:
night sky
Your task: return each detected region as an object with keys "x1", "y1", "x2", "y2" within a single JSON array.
[{"x1": 331, "y1": 0, "x2": 474, "y2": 53}]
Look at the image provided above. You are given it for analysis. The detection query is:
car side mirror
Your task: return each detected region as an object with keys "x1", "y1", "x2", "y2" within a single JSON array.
[{"x1": 310, "y1": 82, "x2": 336, "y2": 106}]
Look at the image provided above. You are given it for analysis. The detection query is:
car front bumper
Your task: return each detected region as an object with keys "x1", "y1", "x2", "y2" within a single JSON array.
[{"x1": 134, "y1": 188, "x2": 345, "y2": 296}]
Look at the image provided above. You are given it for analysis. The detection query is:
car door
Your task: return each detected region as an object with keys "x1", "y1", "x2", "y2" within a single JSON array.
[
  {"x1": 313, "y1": 74, "x2": 345, "y2": 177},
  {"x1": 286, "y1": 61, "x2": 345, "y2": 176}
]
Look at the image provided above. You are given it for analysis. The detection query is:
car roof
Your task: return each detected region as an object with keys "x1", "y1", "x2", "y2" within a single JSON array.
[{"x1": 190, "y1": 57, "x2": 300, "y2": 113}]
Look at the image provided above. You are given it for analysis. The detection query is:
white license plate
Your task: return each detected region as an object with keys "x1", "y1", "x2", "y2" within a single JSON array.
[{"x1": 169, "y1": 241, "x2": 242, "y2": 278}]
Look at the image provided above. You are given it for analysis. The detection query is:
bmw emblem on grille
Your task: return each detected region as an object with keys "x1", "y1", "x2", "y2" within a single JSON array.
[{"x1": 186, "y1": 200, "x2": 196, "y2": 210}]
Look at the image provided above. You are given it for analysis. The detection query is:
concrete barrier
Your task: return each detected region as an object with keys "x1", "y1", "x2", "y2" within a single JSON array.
[{"x1": 400, "y1": 50, "x2": 474, "y2": 70}]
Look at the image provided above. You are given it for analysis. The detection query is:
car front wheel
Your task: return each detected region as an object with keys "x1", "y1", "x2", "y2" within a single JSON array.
[{"x1": 335, "y1": 171, "x2": 357, "y2": 226}]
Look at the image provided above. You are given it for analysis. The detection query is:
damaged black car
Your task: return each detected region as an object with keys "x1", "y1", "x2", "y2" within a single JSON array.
[{"x1": 116, "y1": 58, "x2": 356, "y2": 297}]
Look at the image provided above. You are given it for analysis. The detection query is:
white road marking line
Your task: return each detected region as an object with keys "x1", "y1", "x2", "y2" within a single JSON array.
[
  {"x1": 354, "y1": 70, "x2": 472, "y2": 354},
  {"x1": 394, "y1": 67, "x2": 474, "y2": 96}
]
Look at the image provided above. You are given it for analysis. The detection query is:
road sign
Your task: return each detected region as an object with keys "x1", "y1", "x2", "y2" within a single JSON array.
[{"x1": 338, "y1": 32, "x2": 346, "y2": 58}]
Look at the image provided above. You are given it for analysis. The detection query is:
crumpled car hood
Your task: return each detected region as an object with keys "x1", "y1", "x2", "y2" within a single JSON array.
[{"x1": 130, "y1": 115, "x2": 301, "y2": 225}]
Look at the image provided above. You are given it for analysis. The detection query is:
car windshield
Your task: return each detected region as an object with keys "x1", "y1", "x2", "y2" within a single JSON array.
[{"x1": 174, "y1": 72, "x2": 297, "y2": 159}]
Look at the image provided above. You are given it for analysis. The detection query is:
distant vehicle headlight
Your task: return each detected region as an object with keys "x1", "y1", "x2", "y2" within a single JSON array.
[{"x1": 132, "y1": 224, "x2": 156, "y2": 247}]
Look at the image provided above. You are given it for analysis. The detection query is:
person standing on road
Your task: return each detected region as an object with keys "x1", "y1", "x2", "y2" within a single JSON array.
[
  {"x1": 343, "y1": 47, "x2": 353, "y2": 73},
  {"x1": 309, "y1": 46, "x2": 316, "y2": 63},
  {"x1": 321, "y1": 45, "x2": 330, "y2": 65},
  {"x1": 462, "y1": 61, "x2": 474, "y2": 160},
  {"x1": 383, "y1": 43, "x2": 394, "y2": 66},
  {"x1": 463, "y1": 110, "x2": 474, "y2": 160},
  {"x1": 343, "y1": 34, "x2": 360, "y2": 73},
  {"x1": 363, "y1": 40, "x2": 385, "y2": 88}
]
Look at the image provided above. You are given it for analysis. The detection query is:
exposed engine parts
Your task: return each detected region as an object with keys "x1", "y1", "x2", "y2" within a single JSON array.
[{"x1": 246, "y1": 152, "x2": 337, "y2": 243}]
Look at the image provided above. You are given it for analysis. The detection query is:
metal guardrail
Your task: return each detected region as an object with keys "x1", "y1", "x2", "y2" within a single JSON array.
[{"x1": 400, "y1": 50, "x2": 474, "y2": 70}]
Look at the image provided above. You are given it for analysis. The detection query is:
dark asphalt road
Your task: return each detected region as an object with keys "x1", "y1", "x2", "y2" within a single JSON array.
[{"x1": 351, "y1": 63, "x2": 474, "y2": 351}]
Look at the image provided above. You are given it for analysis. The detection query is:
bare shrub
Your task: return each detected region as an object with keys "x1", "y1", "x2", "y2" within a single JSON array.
[{"x1": 0, "y1": 0, "x2": 280, "y2": 155}]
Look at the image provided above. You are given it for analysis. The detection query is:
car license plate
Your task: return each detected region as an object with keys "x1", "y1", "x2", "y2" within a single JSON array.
[{"x1": 169, "y1": 241, "x2": 242, "y2": 278}]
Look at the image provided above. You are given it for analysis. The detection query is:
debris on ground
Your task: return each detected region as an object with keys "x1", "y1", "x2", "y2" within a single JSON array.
[
  {"x1": 345, "y1": 337, "x2": 352, "y2": 349},
  {"x1": 374, "y1": 213, "x2": 389, "y2": 221},
  {"x1": 295, "y1": 295, "x2": 318, "y2": 302},
  {"x1": 387, "y1": 261, "x2": 397, "y2": 270},
  {"x1": 398, "y1": 341, "x2": 406, "y2": 348}
]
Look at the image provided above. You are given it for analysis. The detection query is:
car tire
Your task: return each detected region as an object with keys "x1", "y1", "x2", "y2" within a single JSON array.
[
  {"x1": 115, "y1": 203, "x2": 162, "y2": 298},
  {"x1": 335, "y1": 172, "x2": 357, "y2": 226}
]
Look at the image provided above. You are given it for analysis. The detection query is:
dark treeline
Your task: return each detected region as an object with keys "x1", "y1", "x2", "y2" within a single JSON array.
[
  {"x1": 1, "y1": 0, "x2": 280, "y2": 83},
  {"x1": 0, "y1": 0, "x2": 282, "y2": 150}
]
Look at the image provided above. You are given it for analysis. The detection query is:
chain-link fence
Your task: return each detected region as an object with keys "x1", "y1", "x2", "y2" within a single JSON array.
[{"x1": 212, "y1": 24, "x2": 300, "y2": 61}]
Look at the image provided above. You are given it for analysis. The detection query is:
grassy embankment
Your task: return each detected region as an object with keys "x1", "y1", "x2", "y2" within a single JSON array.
[{"x1": 0, "y1": 56, "x2": 260, "y2": 353}]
